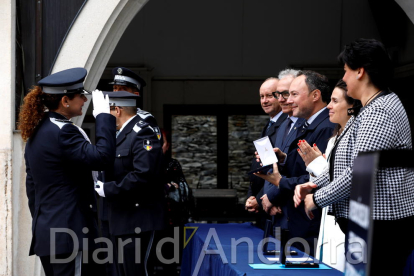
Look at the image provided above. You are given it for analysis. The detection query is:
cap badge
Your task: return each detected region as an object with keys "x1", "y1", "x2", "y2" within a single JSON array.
[
  {"x1": 117, "y1": 68, "x2": 123, "y2": 74},
  {"x1": 143, "y1": 139, "x2": 153, "y2": 151}
]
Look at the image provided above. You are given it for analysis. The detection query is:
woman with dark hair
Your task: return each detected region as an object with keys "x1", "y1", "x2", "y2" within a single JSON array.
[
  {"x1": 295, "y1": 79, "x2": 359, "y2": 271},
  {"x1": 295, "y1": 38, "x2": 414, "y2": 274},
  {"x1": 20, "y1": 68, "x2": 116, "y2": 276}
]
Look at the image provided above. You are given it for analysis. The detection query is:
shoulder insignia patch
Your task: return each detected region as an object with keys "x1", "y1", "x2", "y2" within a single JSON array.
[
  {"x1": 143, "y1": 139, "x2": 153, "y2": 151},
  {"x1": 154, "y1": 127, "x2": 162, "y2": 140}
]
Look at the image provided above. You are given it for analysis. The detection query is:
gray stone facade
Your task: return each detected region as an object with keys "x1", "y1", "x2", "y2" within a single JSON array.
[{"x1": 171, "y1": 114, "x2": 268, "y2": 204}]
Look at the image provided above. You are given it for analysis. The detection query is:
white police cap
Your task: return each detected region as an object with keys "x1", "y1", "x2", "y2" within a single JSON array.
[
  {"x1": 109, "y1": 67, "x2": 146, "y2": 93},
  {"x1": 103, "y1": 91, "x2": 139, "y2": 107}
]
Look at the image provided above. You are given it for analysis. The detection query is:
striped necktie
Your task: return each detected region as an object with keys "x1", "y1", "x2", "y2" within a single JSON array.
[
  {"x1": 282, "y1": 118, "x2": 292, "y2": 143},
  {"x1": 265, "y1": 120, "x2": 275, "y2": 135}
]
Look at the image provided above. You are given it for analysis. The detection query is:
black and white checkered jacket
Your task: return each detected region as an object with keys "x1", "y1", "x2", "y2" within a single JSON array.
[{"x1": 313, "y1": 91, "x2": 414, "y2": 220}]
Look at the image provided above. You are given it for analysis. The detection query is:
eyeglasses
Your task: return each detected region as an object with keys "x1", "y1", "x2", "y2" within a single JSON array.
[{"x1": 272, "y1": 91, "x2": 290, "y2": 100}]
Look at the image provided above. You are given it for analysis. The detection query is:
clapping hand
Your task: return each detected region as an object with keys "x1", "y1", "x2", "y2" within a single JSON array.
[
  {"x1": 297, "y1": 140, "x2": 323, "y2": 167},
  {"x1": 293, "y1": 182, "x2": 317, "y2": 208}
]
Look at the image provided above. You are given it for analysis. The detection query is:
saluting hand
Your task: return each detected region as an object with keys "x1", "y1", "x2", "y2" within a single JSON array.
[{"x1": 92, "y1": 90, "x2": 110, "y2": 118}]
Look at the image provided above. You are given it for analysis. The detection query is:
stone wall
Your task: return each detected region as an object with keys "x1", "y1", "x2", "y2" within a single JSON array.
[
  {"x1": 171, "y1": 115, "x2": 218, "y2": 189},
  {"x1": 228, "y1": 115, "x2": 268, "y2": 203},
  {"x1": 171, "y1": 114, "x2": 269, "y2": 204}
]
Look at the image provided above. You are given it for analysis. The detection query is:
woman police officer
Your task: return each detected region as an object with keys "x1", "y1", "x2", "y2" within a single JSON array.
[{"x1": 19, "y1": 68, "x2": 116, "y2": 276}]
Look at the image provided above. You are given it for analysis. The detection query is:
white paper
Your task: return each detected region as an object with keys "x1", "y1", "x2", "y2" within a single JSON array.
[
  {"x1": 266, "y1": 257, "x2": 314, "y2": 263},
  {"x1": 253, "y1": 136, "x2": 278, "y2": 166}
]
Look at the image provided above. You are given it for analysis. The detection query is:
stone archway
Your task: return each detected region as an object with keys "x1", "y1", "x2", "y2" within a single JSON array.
[{"x1": 52, "y1": 0, "x2": 150, "y2": 126}]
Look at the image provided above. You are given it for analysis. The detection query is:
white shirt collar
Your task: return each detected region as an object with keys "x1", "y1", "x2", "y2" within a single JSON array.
[
  {"x1": 288, "y1": 116, "x2": 299, "y2": 124},
  {"x1": 307, "y1": 107, "x2": 326, "y2": 125},
  {"x1": 270, "y1": 110, "x2": 284, "y2": 122},
  {"x1": 118, "y1": 115, "x2": 137, "y2": 134}
]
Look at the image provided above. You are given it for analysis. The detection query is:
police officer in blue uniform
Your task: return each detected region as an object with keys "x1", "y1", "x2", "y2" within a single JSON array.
[
  {"x1": 19, "y1": 68, "x2": 116, "y2": 276},
  {"x1": 98, "y1": 67, "x2": 163, "y2": 275},
  {"x1": 110, "y1": 67, "x2": 162, "y2": 141},
  {"x1": 95, "y1": 91, "x2": 165, "y2": 276}
]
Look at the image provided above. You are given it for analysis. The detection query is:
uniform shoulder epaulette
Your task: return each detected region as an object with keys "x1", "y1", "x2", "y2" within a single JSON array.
[
  {"x1": 137, "y1": 109, "x2": 154, "y2": 119},
  {"x1": 50, "y1": 117, "x2": 73, "y2": 129},
  {"x1": 133, "y1": 120, "x2": 152, "y2": 133},
  {"x1": 137, "y1": 120, "x2": 149, "y2": 128},
  {"x1": 54, "y1": 118, "x2": 72, "y2": 124}
]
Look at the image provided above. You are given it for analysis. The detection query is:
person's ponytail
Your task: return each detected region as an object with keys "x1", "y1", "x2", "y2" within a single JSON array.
[{"x1": 18, "y1": 86, "x2": 46, "y2": 142}]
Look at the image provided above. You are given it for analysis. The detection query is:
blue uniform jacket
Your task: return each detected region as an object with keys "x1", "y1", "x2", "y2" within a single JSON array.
[
  {"x1": 103, "y1": 116, "x2": 166, "y2": 236},
  {"x1": 25, "y1": 112, "x2": 116, "y2": 257},
  {"x1": 99, "y1": 109, "x2": 163, "y2": 222}
]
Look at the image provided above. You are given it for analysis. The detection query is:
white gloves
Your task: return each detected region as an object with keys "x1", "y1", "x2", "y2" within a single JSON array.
[
  {"x1": 95, "y1": 180, "x2": 105, "y2": 197},
  {"x1": 92, "y1": 90, "x2": 110, "y2": 118}
]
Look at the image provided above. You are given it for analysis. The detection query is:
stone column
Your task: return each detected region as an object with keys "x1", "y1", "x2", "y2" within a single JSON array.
[{"x1": 0, "y1": 0, "x2": 15, "y2": 275}]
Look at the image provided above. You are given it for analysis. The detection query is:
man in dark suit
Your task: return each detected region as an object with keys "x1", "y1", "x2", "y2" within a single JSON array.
[
  {"x1": 257, "y1": 71, "x2": 335, "y2": 256},
  {"x1": 258, "y1": 70, "x2": 301, "y2": 218},
  {"x1": 260, "y1": 70, "x2": 303, "y2": 218},
  {"x1": 95, "y1": 91, "x2": 165, "y2": 276},
  {"x1": 245, "y1": 77, "x2": 287, "y2": 222}
]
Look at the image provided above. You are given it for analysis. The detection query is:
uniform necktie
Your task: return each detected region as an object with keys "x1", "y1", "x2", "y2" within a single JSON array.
[
  {"x1": 282, "y1": 118, "x2": 292, "y2": 144},
  {"x1": 265, "y1": 120, "x2": 275, "y2": 135}
]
